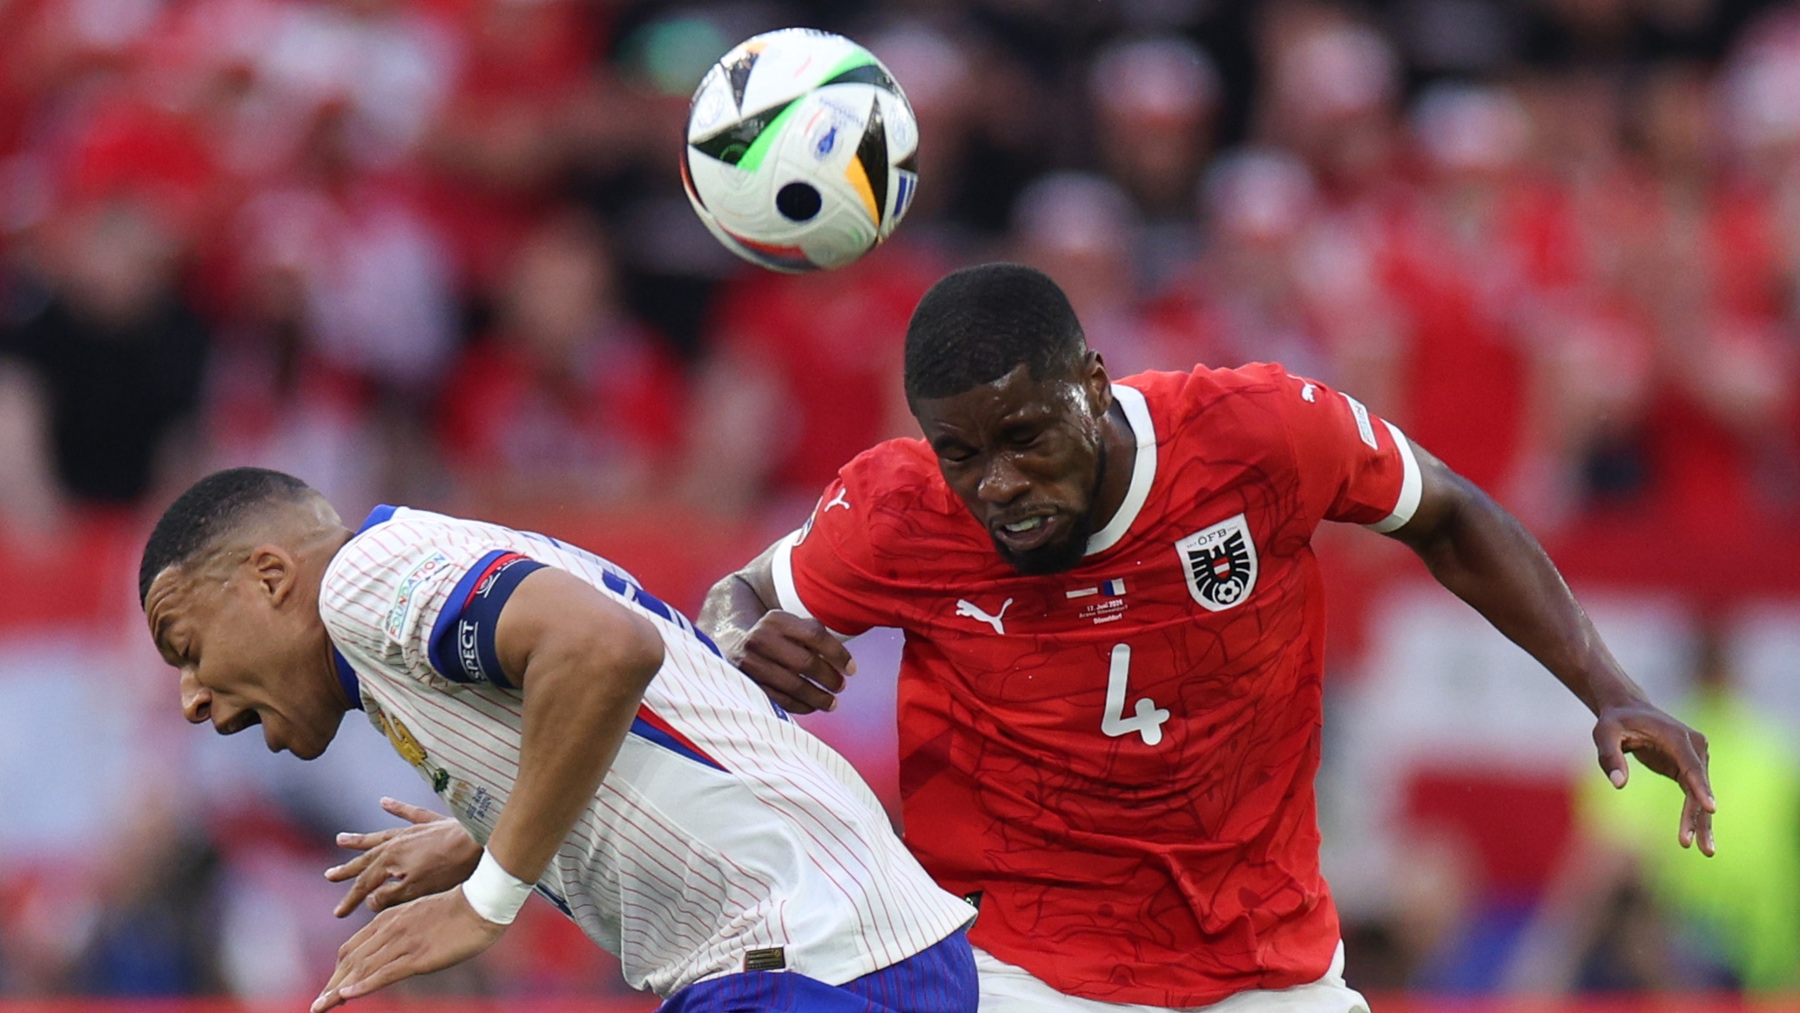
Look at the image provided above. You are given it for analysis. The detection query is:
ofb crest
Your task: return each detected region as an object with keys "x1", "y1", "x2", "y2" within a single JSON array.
[{"x1": 1177, "y1": 513, "x2": 1258, "y2": 612}]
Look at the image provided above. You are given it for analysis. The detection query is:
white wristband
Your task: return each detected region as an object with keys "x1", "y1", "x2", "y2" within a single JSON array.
[{"x1": 461, "y1": 850, "x2": 534, "y2": 925}]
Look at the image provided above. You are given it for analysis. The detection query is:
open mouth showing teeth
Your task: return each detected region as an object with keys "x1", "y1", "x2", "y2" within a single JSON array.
[
  {"x1": 221, "y1": 712, "x2": 262, "y2": 735},
  {"x1": 1003, "y1": 517, "x2": 1046, "y2": 534}
]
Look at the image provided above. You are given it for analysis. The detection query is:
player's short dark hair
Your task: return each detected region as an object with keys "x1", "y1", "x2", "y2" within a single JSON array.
[
  {"x1": 139, "y1": 467, "x2": 315, "y2": 605},
  {"x1": 903, "y1": 263, "x2": 1087, "y2": 401}
]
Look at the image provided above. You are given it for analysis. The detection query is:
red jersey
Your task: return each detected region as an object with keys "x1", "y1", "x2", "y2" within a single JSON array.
[{"x1": 772, "y1": 364, "x2": 1420, "y2": 1005}]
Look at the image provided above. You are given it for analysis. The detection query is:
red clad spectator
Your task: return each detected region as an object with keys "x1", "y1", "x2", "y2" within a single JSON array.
[
  {"x1": 1008, "y1": 172, "x2": 1158, "y2": 376},
  {"x1": 438, "y1": 210, "x2": 685, "y2": 508},
  {"x1": 232, "y1": 103, "x2": 457, "y2": 393},
  {"x1": 416, "y1": 0, "x2": 597, "y2": 288},
  {"x1": 1377, "y1": 83, "x2": 1544, "y2": 496},
  {"x1": 1146, "y1": 147, "x2": 1400, "y2": 401},
  {"x1": 678, "y1": 247, "x2": 941, "y2": 514},
  {"x1": 57, "y1": 85, "x2": 223, "y2": 241}
]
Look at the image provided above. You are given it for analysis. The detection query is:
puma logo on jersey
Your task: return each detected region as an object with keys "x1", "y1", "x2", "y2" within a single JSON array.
[
  {"x1": 955, "y1": 598, "x2": 1013, "y2": 635},
  {"x1": 825, "y1": 490, "x2": 851, "y2": 512}
]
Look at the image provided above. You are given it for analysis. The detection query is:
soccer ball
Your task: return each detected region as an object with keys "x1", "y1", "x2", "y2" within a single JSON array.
[{"x1": 682, "y1": 28, "x2": 920, "y2": 272}]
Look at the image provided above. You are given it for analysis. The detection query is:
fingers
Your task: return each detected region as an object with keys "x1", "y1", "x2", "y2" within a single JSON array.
[
  {"x1": 1677, "y1": 790, "x2": 1715, "y2": 856},
  {"x1": 731, "y1": 614, "x2": 860, "y2": 712},
  {"x1": 334, "y1": 825, "x2": 402, "y2": 855},
  {"x1": 315, "y1": 890, "x2": 503, "y2": 1013},
  {"x1": 366, "y1": 878, "x2": 420, "y2": 913},
  {"x1": 325, "y1": 847, "x2": 376, "y2": 882},
  {"x1": 1598, "y1": 709, "x2": 1719, "y2": 858},
  {"x1": 334, "y1": 857, "x2": 402, "y2": 918},
  {"x1": 330, "y1": 844, "x2": 403, "y2": 917},
  {"x1": 1678, "y1": 728, "x2": 1716, "y2": 857},
  {"x1": 791, "y1": 622, "x2": 856, "y2": 679},
  {"x1": 315, "y1": 937, "x2": 412, "y2": 1013},
  {"x1": 1592, "y1": 722, "x2": 1629, "y2": 789},
  {"x1": 746, "y1": 626, "x2": 849, "y2": 694},
  {"x1": 733, "y1": 652, "x2": 834, "y2": 713},
  {"x1": 332, "y1": 801, "x2": 443, "y2": 859},
  {"x1": 333, "y1": 878, "x2": 381, "y2": 919},
  {"x1": 318, "y1": 919, "x2": 376, "y2": 1005},
  {"x1": 336, "y1": 951, "x2": 419, "y2": 1002},
  {"x1": 325, "y1": 914, "x2": 410, "y2": 1007},
  {"x1": 382, "y1": 796, "x2": 445, "y2": 825},
  {"x1": 1683, "y1": 729, "x2": 1715, "y2": 810}
]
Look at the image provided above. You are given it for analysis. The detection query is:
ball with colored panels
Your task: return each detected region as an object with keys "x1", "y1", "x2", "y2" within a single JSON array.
[{"x1": 682, "y1": 28, "x2": 920, "y2": 272}]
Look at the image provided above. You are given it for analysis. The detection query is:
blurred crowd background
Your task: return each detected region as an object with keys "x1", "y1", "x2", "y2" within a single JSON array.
[{"x1": 2, "y1": 0, "x2": 1799, "y2": 1004}]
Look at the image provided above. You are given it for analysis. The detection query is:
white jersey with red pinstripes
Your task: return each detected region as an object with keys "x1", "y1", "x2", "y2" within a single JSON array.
[{"x1": 317, "y1": 506, "x2": 973, "y2": 998}]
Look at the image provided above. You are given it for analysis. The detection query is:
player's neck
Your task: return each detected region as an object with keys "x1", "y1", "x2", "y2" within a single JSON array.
[
  {"x1": 1087, "y1": 399, "x2": 1137, "y2": 532},
  {"x1": 314, "y1": 527, "x2": 358, "y2": 712}
]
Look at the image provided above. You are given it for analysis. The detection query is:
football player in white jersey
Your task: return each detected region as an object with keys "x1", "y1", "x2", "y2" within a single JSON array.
[{"x1": 139, "y1": 468, "x2": 977, "y2": 1013}]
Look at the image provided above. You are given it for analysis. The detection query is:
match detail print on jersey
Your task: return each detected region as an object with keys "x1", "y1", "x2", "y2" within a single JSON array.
[{"x1": 1175, "y1": 513, "x2": 1258, "y2": 612}]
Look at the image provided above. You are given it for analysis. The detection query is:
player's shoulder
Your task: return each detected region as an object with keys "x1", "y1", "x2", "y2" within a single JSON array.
[
  {"x1": 1125, "y1": 361, "x2": 1292, "y2": 405},
  {"x1": 334, "y1": 507, "x2": 464, "y2": 565},
  {"x1": 323, "y1": 506, "x2": 505, "y2": 602},
  {"x1": 832, "y1": 437, "x2": 960, "y2": 516},
  {"x1": 802, "y1": 438, "x2": 981, "y2": 564},
  {"x1": 1124, "y1": 362, "x2": 1301, "y2": 439}
]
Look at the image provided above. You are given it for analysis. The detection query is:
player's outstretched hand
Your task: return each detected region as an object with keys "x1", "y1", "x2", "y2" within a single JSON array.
[
  {"x1": 722, "y1": 610, "x2": 856, "y2": 714},
  {"x1": 1593, "y1": 701, "x2": 1717, "y2": 856},
  {"x1": 312, "y1": 885, "x2": 504, "y2": 1012},
  {"x1": 326, "y1": 797, "x2": 482, "y2": 917}
]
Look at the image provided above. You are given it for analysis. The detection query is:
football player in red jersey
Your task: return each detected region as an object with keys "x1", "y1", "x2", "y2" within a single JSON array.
[{"x1": 697, "y1": 263, "x2": 1714, "y2": 1013}]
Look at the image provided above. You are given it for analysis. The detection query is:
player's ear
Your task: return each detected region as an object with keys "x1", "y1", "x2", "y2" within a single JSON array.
[
  {"x1": 1083, "y1": 351, "x2": 1112, "y2": 415},
  {"x1": 248, "y1": 544, "x2": 300, "y2": 606}
]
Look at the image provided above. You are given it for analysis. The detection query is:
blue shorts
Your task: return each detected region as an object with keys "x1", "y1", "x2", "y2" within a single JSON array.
[{"x1": 658, "y1": 930, "x2": 977, "y2": 1013}]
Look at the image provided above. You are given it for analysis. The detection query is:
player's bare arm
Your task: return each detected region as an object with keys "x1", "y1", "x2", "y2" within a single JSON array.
[
  {"x1": 326, "y1": 796, "x2": 481, "y2": 917},
  {"x1": 1385, "y1": 438, "x2": 1716, "y2": 856},
  {"x1": 697, "y1": 540, "x2": 855, "y2": 714},
  {"x1": 314, "y1": 566, "x2": 665, "y2": 1012}
]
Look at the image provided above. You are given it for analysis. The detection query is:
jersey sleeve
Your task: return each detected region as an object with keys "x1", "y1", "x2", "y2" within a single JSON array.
[
  {"x1": 768, "y1": 477, "x2": 896, "y2": 638},
  {"x1": 1269, "y1": 371, "x2": 1423, "y2": 531},
  {"x1": 321, "y1": 521, "x2": 547, "y2": 689}
]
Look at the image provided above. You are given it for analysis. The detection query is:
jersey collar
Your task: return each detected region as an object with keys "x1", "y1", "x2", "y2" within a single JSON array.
[
  {"x1": 334, "y1": 650, "x2": 363, "y2": 711},
  {"x1": 332, "y1": 504, "x2": 402, "y2": 711},
  {"x1": 1084, "y1": 383, "x2": 1156, "y2": 557},
  {"x1": 358, "y1": 504, "x2": 398, "y2": 532}
]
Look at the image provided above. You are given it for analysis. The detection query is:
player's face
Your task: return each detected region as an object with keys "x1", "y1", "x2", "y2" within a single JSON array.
[
  {"x1": 144, "y1": 553, "x2": 343, "y2": 760},
  {"x1": 914, "y1": 359, "x2": 1111, "y2": 575}
]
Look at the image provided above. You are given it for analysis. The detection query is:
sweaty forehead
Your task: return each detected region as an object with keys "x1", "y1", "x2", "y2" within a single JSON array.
[{"x1": 918, "y1": 369, "x2": 1087, "y2": 435}]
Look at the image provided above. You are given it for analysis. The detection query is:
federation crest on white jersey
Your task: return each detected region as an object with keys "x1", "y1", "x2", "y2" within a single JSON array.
[{"x1": 682, "y1": 28, "x2": 920, "y2": 272}]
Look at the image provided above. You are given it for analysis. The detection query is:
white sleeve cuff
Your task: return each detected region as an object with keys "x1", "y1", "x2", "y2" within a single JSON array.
[
  {"x1": 770, "y1": 529, "x2": 814, "y2": 619},
  {"x1": 1365, "y1": 421, "x2": 1422, "y2": 534},
  {"x1": 769, "y1": 528, "x2": 856, "y2": 640}
]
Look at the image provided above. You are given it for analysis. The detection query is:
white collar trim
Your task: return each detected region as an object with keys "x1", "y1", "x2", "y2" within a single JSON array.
[{"x1": 1085, "y1": 383, "x2": 1156, "y2": 556}]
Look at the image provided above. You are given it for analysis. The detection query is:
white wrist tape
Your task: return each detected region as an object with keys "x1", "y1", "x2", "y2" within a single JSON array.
[{"x1": 461, "y1": 850, "x2": 533, "y2": 925}]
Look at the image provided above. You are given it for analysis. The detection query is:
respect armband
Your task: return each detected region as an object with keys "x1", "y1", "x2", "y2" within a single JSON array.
[{"x1": 461, "y1": 850, "x2": 534, "y2": 925}]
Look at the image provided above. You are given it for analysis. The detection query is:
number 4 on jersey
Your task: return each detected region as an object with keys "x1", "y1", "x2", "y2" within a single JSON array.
[{"x1": 1101, "y1": 644, "x2": 1171, "y2": 746}]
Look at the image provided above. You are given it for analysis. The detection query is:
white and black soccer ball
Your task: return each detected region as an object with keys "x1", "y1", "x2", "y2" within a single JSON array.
[{"x1": 682, "y1": 28, "x2": 920, "y2": 272}]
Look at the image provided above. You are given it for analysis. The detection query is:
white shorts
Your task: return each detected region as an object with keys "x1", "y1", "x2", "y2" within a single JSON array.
[{"x1": 974, "y1": 942, "x2": 1371, "y2": 1013}]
